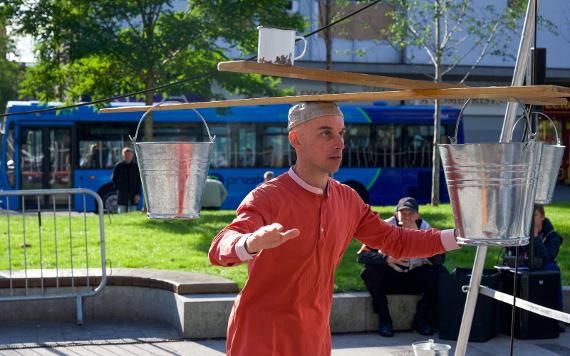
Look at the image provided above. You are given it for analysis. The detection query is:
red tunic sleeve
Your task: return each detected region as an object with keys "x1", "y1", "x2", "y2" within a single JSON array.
[
  {"x1": 208, "y1": 191, "x2": 269, "y2": 267},
  {"x1": 353, "y1": 201, "x2": 446, "y2": 260}
]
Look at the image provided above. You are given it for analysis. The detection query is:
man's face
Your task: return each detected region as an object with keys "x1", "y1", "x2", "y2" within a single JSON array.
[
  {"x1": 123, "y1": 150, "x2": 134, "y2": 163},
  {"x1": 289, "y1": 115, "x2": 345, "y2": 174},
  {"x1": 396, "y1": 208, "x2": 419, "y2": 227}
]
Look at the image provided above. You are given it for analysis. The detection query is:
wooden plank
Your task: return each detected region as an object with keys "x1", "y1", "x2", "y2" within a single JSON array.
[
  {"x1": 526, "y1": 97, "x2": 568, "y2": 106},
  {"x1": 100, "y1": 85, "x2": 569, "y2": 113},
  {"x1": 218, "y1": 60, "x2": 462, "y2": 90}
]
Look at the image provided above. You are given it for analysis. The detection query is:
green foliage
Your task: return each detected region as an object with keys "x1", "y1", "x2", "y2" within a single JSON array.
[
  {"x1": 0, "y1": 57, "x2": 20, "y2": 113},
  {"x1": 10, "y1": 0, "x2": 305, "y2": 104},
  {"x1": 2, "y1": 203, "x2": 570, "y2": 292},
  {"x1": 0, "y1": 4, "x2": 23, "y2": 112}
]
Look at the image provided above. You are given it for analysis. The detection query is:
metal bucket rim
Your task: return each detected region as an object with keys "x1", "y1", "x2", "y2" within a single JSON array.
[
  {"x1": 451, "y1": 98, "x2": 535, "y2": 143},
  {"x1": 134, "y1": 141, "x2": 214, "y2": 145},
  {"x1": 512, "y1": 111, "x2": 562, "y2": 145},
  {"x1": 439, "y1": 142, "x2": 541, "y2": 147},
  {"x1": 130, "y1": 102, "x2": 215, "y2": 144}
]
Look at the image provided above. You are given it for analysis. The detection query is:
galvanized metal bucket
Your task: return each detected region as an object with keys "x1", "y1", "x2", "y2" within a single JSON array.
[
  {"x1": 440, "y1": 103, "x2": 543, "y2": 246},
  {"x1": 131, "y1": 104, "x2": 215, "y2": 219},
  {"x1": 439, "y1": 141, "x2": 543, "y2": 246},
  {"x1": 532, "y1": 112, "x2": 565, "y2": 204}
]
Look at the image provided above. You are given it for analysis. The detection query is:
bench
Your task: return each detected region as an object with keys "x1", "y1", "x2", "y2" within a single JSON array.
[{"x1": 0, "y1": 268, "x2": 422, "y2": 338}]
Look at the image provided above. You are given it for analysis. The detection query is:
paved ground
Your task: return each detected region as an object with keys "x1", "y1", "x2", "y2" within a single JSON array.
[{"x1": 0, "y1": 320, "x2": 569, "y2": 355}]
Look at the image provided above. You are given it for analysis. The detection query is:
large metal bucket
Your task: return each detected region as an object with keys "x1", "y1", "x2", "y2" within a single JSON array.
[
  {"x1": 131, "y1": 105, "x2": 214, "y2": 219},
  {"x1": 535, "y1": 144, "x2": 565, "y2": 204},
  {"x1": 439, "y1": 141, "x2": 543, "y2": 246},
  {"x1": 533, "y1": 112, "x2": 565, "y2": 204}
]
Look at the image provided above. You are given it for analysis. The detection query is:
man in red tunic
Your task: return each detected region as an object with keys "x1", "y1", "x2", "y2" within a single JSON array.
[{"x1": 209, "y1": 102, "x2": 459, "y2": 356}]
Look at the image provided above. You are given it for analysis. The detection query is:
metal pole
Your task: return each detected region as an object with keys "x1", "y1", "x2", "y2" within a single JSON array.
[
  {"x1": 456, "y1": 1, "x2": 538, "y2": 354},
  {"x1": 454, "y1": 246, "x2": 487, "y2": 356},
  {"x1": 500, "y1": 0, "x2": 539, "y2": 144}
]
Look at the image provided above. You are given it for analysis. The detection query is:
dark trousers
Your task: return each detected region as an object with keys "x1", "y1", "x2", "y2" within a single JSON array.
[{"x1": 361, "y1": 263, "x2": 445, "y2": 327}]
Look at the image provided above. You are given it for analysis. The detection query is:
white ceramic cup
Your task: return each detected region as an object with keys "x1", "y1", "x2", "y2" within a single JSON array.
[{"x1": 257, "y1": 26, "x2": 307, "y2": 66}]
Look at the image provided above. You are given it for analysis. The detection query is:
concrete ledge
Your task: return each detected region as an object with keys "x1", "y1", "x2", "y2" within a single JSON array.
[
  {"x1": 2, "y1": 269, "x2": 569, "y2": 340},
  {"x1": 331, "y1": 292, "x2": 420, "y2": 333},
  {"x1": 0, "y1": 268, "x2": 239, "y2": 338},
  {"x1": 179, "y1": 292, "x2": 420, "y2": 338},
  {"x1": 0, "y1": 268, "x2": 239, "y2": 294}
]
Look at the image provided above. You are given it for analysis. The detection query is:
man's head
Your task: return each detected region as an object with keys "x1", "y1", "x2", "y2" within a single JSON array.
[
  {"x1": 395, "y1": 197, "x2": 420, "y2": 227},
  {"x1": 263, "y1": 171, "x2": 274, "y2": 182},
  {"x1": 122, "y1": 147, "x2": 134, "y2": 163},
  {"x1": 288, "y1": 102, "x2": 345, "y2": 174}
]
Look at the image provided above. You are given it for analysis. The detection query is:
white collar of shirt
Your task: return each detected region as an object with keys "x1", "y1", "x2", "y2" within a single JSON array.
[{"x1": 287, "y1": 167, "x2": 324, "y2": 195}]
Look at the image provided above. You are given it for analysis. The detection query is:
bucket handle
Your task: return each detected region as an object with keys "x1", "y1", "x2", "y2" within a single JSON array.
[
  {"x1": 129, "y1": 102, "x2": 215, "y2": 144},
  {"x1": 511, "y1": 111, "x2": 561, "y2": 145},
  {"x1": 450, "y1": 98, "x2": 535, "y2": 144}
]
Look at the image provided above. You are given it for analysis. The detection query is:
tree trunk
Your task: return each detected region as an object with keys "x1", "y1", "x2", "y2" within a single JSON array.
[
  {"x1": 431, "y1": 98, "x2": 442, "y2": 205},
  {"x1": 430, "y1": 0, "x2": 442, "y2": 206},
  {"x1": 0, "y1": 18, "x2": 6, "y2": 60},
  {"x1": 321, "y1": 0, "x2": 334, "y2": 93},
  {"x1": 143, "y1": 77, "x2": 154, "y2": 142}
]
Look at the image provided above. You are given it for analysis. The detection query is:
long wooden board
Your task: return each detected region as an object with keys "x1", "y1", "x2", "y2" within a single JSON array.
[
  {"x1": 100, "y1": 85, "x2": 569, "y2": 113},
  {"x1": 218, "y1": 60, "x2": 462, "y2": 90}
]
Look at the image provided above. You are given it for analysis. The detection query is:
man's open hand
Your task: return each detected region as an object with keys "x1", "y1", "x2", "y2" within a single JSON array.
[{"x1": 245, "y1": 223, "x2": 300, "y2": 254}]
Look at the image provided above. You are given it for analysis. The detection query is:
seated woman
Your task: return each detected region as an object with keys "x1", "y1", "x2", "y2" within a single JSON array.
[{"x1": 505, "y1": 204, "x2": 563, "y2": 312}]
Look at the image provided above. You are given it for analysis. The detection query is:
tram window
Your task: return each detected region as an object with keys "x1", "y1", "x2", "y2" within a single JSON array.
[
  {"x1": 5, "y1": 125, "x2": 15, "y2": 187},
  {"x1": 398, "y1": 124, "x2": 451, "y2": 168},
  {"x1": 210, "y1": 124, "x2": 230, "y2": 168},
  {"x1": 372, "y1": 124, "x2": 402, "y2": 168},
  {"x1": 154, "y1": 123, "x2": 201, "y2": 142},
  {"x1": 343, "y1": 125, "x2": 371, "y2": 168},
  {"x1": 260, "y1": 125, "x2": 290, "y2": 168},
  {"x1": 77, "y1": 123, "x2": 133, "y2": 169},
  {"x1": 229, "y1": 123, "x2": 256, "y2": 168}
]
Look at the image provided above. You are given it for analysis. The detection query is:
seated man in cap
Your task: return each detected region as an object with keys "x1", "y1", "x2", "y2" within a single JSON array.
[
  {"x1": 209, "y1": 103, "x2": 460, "y2": 356},
  {"x1": 358, "y1": 197, "x2": 447, "y2": 337}
]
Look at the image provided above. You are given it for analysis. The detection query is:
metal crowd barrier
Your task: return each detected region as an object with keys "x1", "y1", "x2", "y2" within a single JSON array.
[{"x1": 0, "y1": 189, "x2": 107, "y2": 325}]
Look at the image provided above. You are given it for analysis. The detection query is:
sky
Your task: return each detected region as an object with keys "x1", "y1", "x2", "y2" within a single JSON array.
[{"x1": 7, "y1": 32, "x2": 34, "y2": 64}]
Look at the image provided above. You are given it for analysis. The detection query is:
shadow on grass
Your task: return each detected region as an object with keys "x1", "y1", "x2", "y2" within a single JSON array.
[
  {"x1": 134, "y1": 211, "x2": 236, "y2": 235},
  {"x1": 128, "y1": 211, "x2": 238, "y2": 254}
]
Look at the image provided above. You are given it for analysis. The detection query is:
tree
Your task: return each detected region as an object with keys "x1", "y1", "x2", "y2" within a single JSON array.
[
  {"x1": 380, "y1": 0, "x2": 528, "y2": 205},
  {"x1": 318, "y1": 0, "x2": 351, "y2": 94},
  {"x1": 10, "y1": 0, "x2": 304, "y2": 139},
  {"x1": 0, "y1": 4, "x2": 22, "y2": 112}
]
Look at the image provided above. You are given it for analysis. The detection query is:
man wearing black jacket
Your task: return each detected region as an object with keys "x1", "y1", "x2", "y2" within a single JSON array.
[
  {"x1": 358, "y1": 197, "x2": 447, "y2": 337},
  {"x1": 112, "y1": 147, "x2": 141, "y2": 213}
]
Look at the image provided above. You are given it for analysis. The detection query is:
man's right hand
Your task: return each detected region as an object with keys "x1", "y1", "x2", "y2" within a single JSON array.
[
  {"x1": 245, "y1": 223, "x2": 300, "y2": 254},
  {"x1": 386, "y1": 256, "x2": 410, "y2": 273}
]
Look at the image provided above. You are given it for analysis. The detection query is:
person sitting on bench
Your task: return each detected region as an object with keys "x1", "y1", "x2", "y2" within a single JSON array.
[{"x1": 358, "y1": 197, "x2": 447, "y2": 337}]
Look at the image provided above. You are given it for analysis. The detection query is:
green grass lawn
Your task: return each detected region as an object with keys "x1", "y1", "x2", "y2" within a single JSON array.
[{"x1": 1, "y1": 203, "x2": 569, "y2": 292}]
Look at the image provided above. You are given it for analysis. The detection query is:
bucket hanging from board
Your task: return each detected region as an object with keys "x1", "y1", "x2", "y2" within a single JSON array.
[
  {"x1": 130, "y1": 104, "x2": 215, "y2": 219},
  {"x1": 528, "y1": 112, "x2": 565, "y2": 204},
  {"x1": 438, "y1": 100, "x2": 543, "y2": 246}
]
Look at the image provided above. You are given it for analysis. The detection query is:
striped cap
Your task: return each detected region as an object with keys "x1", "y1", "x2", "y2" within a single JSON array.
[{"x1": 288, "y1": 102, "x2": 344, "y2": 131}]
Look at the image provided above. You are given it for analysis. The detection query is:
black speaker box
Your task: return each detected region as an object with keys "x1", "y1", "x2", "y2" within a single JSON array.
[
  {"x1": 438, "y1": 268, "x2": 499, "y2": 342},
  {"x1": 499, "y1": 269, "x2": 560, "y2": 339}
]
